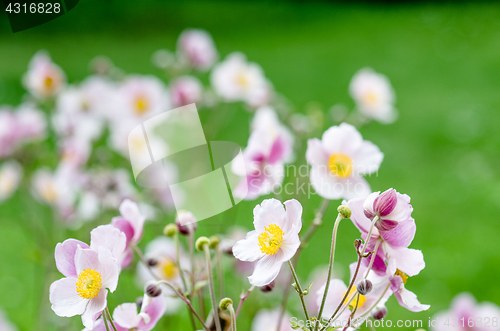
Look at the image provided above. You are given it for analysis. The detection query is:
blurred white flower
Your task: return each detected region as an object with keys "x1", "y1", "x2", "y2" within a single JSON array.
[
  {"x1": 211, "y1": 52, "x2": 272, "y2": 107},
  {"x1": 306, "y1": 123, "x2": 383, "y2": 200},
  {"x1": 0, "y1": 161, "x2": 22, "y2": 202},
  {"x1": 170, "y1": 76, "x2": 203, "y2": 108},
  {"x1": 177, "y1": 29, "x2": 218, "y2": 71},
  {"x1": 0, "y1": 103, "x2": 46, "y2": 158},
  {"x1": 23, "y1": 51, "x2": 66, "y2": 99},
  {"x1": 349, "y1": 68, "x2": 396, "y2": 124},
  {"x1": 0, "y1": 308, "x2": 17, "y2": 331},
  {"x1": 251, "y1": 308, "x2": 294, "y2": 331}
]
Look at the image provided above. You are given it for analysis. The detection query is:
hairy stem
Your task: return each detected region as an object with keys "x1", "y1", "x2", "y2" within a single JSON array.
[
  {"x1": 314, "y1": 212, "x2": 344, "y2": 331},
  {"x1": 229, "y1": 304, "x2": 237, "y2": 331},
  {"x1": 105, "y1": 307, "x2": 118, "y2": 331},
  {"x1": 288, "y1": 260, "x2": 311, "y2": 329},
  {"x1": 204, "y1": 245, "x2": 222, "y2": 331}
]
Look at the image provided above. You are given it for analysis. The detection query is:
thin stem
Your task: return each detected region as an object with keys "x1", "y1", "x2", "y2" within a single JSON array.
[
  {"x1": 217, "y1": 248, "x2": 224, "y2": 299},
  {"x1": 315, "y1": 212, "x2": 343, "y2": 331},
  {"x1": 204, "y1": 245, "x2": 222, "y2": 331},
  {"x1": 320, "y1": 250, "x2": 363, "y2": 331},
  {"x1": 157, "y1": 280, "x2": 210, "y2": 331},
  {"x1": 277, "y1": 199, "x2": 329, "y2": 331},
  {"x1": 287, "y1": 260, "x2": 311, "y2": 326},
  {"x1": 175, "y1": 233, "x2": 189, "y2": 293},
  {"x1": 198, "y1": 290, "x2": 206, "y2": 321},
  {"x1": 235, "y1": 285, "x2": 255, "y2": 317},
  {"x1": 105, "y1": 307, "x2": 118, "y2": 331},
  {"x1": 360, "y1": 216, "x2": 379, "y2": 257},
  {"x1": 364, "y1": 239, "x2": 382, "y2": 279},
  {"x1": 229, "y1": 304, "x2": 237, "y2": 331},
  {"x1": 342, "y1": 294, "x2": 360, "y2": 331},
  {"x1": 101, "y1": 310, "x2": 111, "y2": 331},
  {"x1": 132, "y1": 244, "x2": 160, "y2": 281}
]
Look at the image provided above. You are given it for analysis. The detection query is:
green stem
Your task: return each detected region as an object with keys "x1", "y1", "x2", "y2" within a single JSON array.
[
  {"x1": 102, "y1": 310, "x2": 111, "y2": 331},
  {"x1": 287, "y1": 260, "x2": 311, "y2": 327},
  {"x1": 229, "y1": 304, "x2": 237, "y2": 331},
  {"x1": 364, "y1": 239, "x2": 382, "y2": 279},
  {"x1": 175, "y1": 233, "x2": 189, "y2": 293},
  {"x1": 315, "y1": 212, "x2": 343, "y2": 331},
  {"x1": 204, "y1": 245, "x2": 222, "y2": 331},
  {"x1": 105, "y1": 307, "x2": 118, "y2": 331},
  {"x1": 217, "y1": 248, "x2": 224, "y2": 299}
]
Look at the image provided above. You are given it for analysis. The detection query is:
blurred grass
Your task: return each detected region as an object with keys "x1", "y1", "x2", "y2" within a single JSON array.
[{"x1": 1, "y1": 0, "x2": 500, "y2": 330}]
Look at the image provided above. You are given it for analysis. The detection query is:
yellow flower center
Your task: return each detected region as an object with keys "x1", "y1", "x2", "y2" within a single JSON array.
[
  {"x1": 159, "y1": 258, "x2": 179, "y2": 281},
  {"x1": 258, "y1": 224, "x2": 284, "y2": 256},
  {"x1": 76, "y1": 269, "x2": 102, "y2": 299},
  {"x1": 40, "y1": 183, "x2": 58, "y2": 203},
  {"x1": 236, "y1": 72, "x2": 248, "y2": 87},
  {"x1": 134, "y1": 96, "x2": 149, "y2": 115},
  {"x1": 44, "y1": 76, "x2": 54, "y2": 88},
  {"x1": 328, "y1": 154, "x2": 353, "y2": 178},
  {"x1": 395, "y1": 269, "x2": 408, "y2": 284},
  {"x1": 363, "y1": 91, "x2": 378, "y2": 105},
  {"x1": 344, "y1": 285, "x2": 366, "y2": 310}
]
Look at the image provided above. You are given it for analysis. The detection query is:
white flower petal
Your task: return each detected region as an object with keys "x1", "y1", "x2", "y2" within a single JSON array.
[
  {"x1": 113, "y1": 303, "x2": 141, "y2": 328},
  {"x1": 90, "y1": 225, "x2": 127, "y2": 260},
  {"x1": 306, "y1": 138, "x2": 328, "y2": 166},
  {"x1": 81, "y1": 289, "x2": 108, "y2": 330},
  {"x1": 232, "y1": 232, "x2": 264, "y2": 262},
  {"x1": 321, "y1": 123, "x2": 363, "y2": 156},
  {"x1": 49, "y1": 277, "x2": 87, "y2": 317},
  {"x1": 97, "y1": 246, "x2": 120, "y2": 292},
  {"x1": 248, "y1": 254, "x2": 283, "y2": 287},
  {"x1": 75, "y1": 247, "x2": 100, "y2": 275},
  {"x1": 253, "y1": 199, "x2": 286, "y2": 233}
]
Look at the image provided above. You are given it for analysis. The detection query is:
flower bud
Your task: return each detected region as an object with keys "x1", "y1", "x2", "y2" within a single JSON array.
[
  {"x1": 259, "y1": 280, "x2": 275, "y2": 293},
  {"x1": 146, "y1": 284, "x2": 162, "y2": 297},
  {"x1": 135, "y1": 296, "x2": 143, "y2": 310},
  {"x1": 373, "y1": 189, "x2": 397, "y2": 217},
  {"x1": 219, "y1": 298, "x2": 233, "y2": 311},
  {"x1": 356, "y1": 279, "x2": 373, "y2": 295},
  {"x1": 371, "y1": 306, "x2": 387, "y2": 320},
  {"x1": 147, "y1": 258, "x2": 158, "y2": 267},
  {"x1": 196, "y1": 236, "x2": 210, "y2": 251},
  {"x1": 163, "y1": 223, "x2": 177, "y2": 237},
  {"x1": 176, "y1": 211, "x2": 198, "y2": 235},
  {"x1": 337, "y1": 205, "x2": 352, "y2": 219},
  {"x1": 209, "y1": 236, "x2": 220, "y2": 249}
]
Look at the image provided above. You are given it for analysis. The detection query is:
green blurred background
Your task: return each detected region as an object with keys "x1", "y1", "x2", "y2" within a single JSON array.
[{"x1": 1, "y1": 0, "x2": 500, "y2": 330}]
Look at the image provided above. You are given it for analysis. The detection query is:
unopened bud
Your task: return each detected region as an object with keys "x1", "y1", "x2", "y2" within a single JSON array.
[
  {"x1": 147, "y1": 258, "x2": 158, "y2": 267},
  {"x1": 195, "y1": 236, "x2": 210, "y2": 251},
  {"x1": 373, "y1": 189, "x2": 397, "y2": 217},
  {"x1": 176, "y1": 211, "x2": 198, "y2": 235},
  {"x1": 209, "y1": 236, "x2": 220, "y2": 249},
  {"x1": 163, "y1": 223, "x2": 177, "y2": 237},
  {"x1": 219, "y1": 298, "x2": 233, "y2": 311},
  {"x1": 371, "y1": 306, "x2": 387, "y2": 320},
  {"x1": 146, "y1": 284, "x2": 162, "y2": 297},
  {"x1": 356, "y1": 279, "x2": 373, "y2": 295},
  {"x1": 337, "y1": 205, "x2": 351, "y2": 219},
  {"x1": 259, "y1": 280, "x2": 275, "y2": 293},
  {"x1": 135, "y1": 296, "x2": 143, "y2": 310}
]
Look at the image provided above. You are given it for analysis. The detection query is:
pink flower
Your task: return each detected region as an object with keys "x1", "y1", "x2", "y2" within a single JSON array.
[
  {"x1": 170, "y1": 76, "x2": 203, "y2": 108},
  {"x1": 431, "y1": 293, "x2": 500, "y2": 331},
  {"x1": 111, "y1": 199, "x2": 147, "y2": 267},
  {"x1": 0, "y1": 161, "x2": 22, "y2": 202},
  {"x1": 232, "y1": 108, "x2": 292, "y2": 200},
  {"x1": 177, "y1": 29, "x2": 218, "y2": 71},
  {"x1": 175, "y1": 210, "x2": 198, "y2": 235},
  {"x1": 306, "y1": 123, "x2": 383, "y2": 200},
  {"x1": 363, "y1": 189, "x2": 413, "y2": 231},
  {"x1": 85, "y1": 296, "x2": 167, "y2": 331},
  {"x1": 346, "y1": 191, "x2": 422, "y2": 277},
  {"x1": 23, "y1": 51, "x2": 66, "y2": 99},
  {"x1": 50, "y1": 225, "x2": 126, "y2": 329},
  {"x1": 233, "y1": 199, "x2": 302, "y2": 286}
]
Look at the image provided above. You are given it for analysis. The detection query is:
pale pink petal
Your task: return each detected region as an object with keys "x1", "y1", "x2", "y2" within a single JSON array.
[
  {"x1": 113, "y1": 303, "x2": 141, "y2": 328},
  {"x1": 81, "y1": 289, "x2": 108, "y2": 330},
  {"x1": 316, "y1": 279, "x2": 348, "y2": 318},
  {"x1": 49, "y1": 277, "x2": 87, "y2": 317},
  {"x1": 321, "y1": 123, "x2": 363, "y2": 156},
  {"x1": 90, "y1": 225, "x2": 126, "y2": 260},
  {"x1": 75, "y1": 247, "x2": 100, "y2": 274},
  {"x1": 306, "y1": 138, "x2": 328, "y2": 166},
  {"x1": 379, "y1": 218, "x2": 416, "y2": 248},
  {"x1": 140, "y1": 296, "x2": 167, "y2": 330},
  {"x1": 253, "y1": 198, "x2": 286, "y2": 233},
  {"x1": 233, "y1": 231, "x2": 265, "y2": 262},
  {"x1": 280, "y1": 224, "x2": 300, "y2": 262},
  {"x1": 55, "y1": 239, "x2": 89, "y2": 278},
  {"x1": 111, "y1": 217, "x2": 135, "y2": 245},
  {"x1": 390, "y1": 276, "x2": 430, "y2": 312},
  {"x1": 248, "y1": 253, "x2": 283, "y2": 287},
  {"x1": 119, "y1": 199, "x2": 145, "y2": 242},
  {"x1": 97, "y1": 246, "x2": 120, "y2": 292},
  {"x1": 351, "y1": 141, "x2": 383, "y2": 176},
  {"x1": 282, "y1": 199, "x2": 302, "y2": 234},
  {"x1": 385, "y1": 246, "x2": 425, "y2": 277}
]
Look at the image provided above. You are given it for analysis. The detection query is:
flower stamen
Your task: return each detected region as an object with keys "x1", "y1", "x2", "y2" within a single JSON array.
[
  {"x1": 76, "y1": 268, "x2": 102, "y2": 299},
  {"x1": 258, "y1": 224, "x2": 284, "y2": 256},
  {"x1": 328, "y1": 153, "x2": 353, "y2": 178}
]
